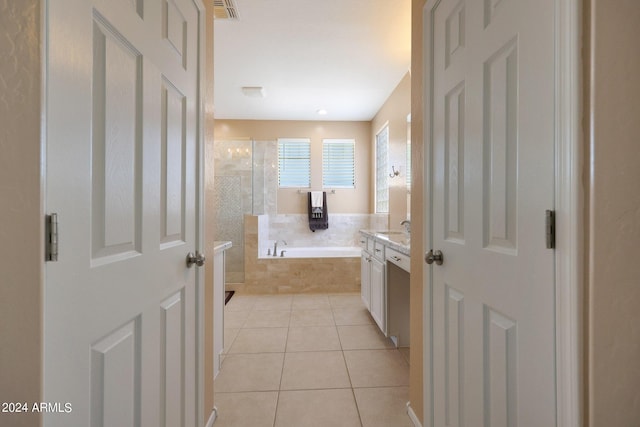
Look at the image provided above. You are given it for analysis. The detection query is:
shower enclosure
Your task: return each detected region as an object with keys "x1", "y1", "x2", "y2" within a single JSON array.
[{"x1": 213, "y1": 139, "x2": 276, "y2": 283}]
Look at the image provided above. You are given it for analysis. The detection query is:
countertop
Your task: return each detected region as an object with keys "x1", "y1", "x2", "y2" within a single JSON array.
[
  {"x1": 213, "y1": 240, "x2": 232, "y2": 254},
  {"x1": 360, "y1": 230, "x2": 410, "y2": 256}
]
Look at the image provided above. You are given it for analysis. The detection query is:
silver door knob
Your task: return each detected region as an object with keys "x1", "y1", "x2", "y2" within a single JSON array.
[
  {"x1": 425, "y1": 250, "x2": 443, "y2": 265},
  {"x1": 186, "y1": 251, "x2": 206, "y2": 267}
]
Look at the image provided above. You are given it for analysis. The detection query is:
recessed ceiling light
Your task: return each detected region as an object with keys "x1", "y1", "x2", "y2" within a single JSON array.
[
  {"x1": 316, "y1": 109, "x2": 328, "y2": 115},
  {"x1": 241, "y1": 86, "x2": 266, "y2": 98}
]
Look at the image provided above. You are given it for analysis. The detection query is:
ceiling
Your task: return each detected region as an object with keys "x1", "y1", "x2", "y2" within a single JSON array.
[{"x1": 213, "y1": 0, "x2": 411, "y2": 122}]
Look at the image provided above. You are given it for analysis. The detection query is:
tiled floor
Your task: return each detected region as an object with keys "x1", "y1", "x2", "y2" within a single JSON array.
[{"x1": 214, "y1": 293, "x2": 413, "y2": 427}]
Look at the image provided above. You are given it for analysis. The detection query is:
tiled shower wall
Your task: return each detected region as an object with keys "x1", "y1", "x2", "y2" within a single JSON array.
[{"x1": 214, "y1": 140, "x2": 277, "y2": 283}]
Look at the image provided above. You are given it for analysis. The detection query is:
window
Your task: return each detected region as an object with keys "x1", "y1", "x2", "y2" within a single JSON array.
[
  {"x1": 278, "y1": 138, "x2": 310, "y2": 188},
  {"x1": 375, "y1": 125, "x2": 389, "y2": 213},
  {"x1": 322, "y1": 139, "x2": 355, "y2": 188}
]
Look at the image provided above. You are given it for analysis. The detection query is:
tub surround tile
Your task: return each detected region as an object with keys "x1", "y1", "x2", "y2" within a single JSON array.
[
  {"x1": 280, "y1": 351, "x2": 351, "y2": 390},
  {"x1": 243, "y1": 215, "x2": 362, "y2": 293},
  {"x1": 274, "y1": 389, "x2": 361, "y2": 427}
]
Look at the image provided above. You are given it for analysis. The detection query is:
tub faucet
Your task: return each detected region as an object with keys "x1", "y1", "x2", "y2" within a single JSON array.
[
  {"x1": 273, "y1": 240, "x2": 287, "y2": 256},
  {"x1": 401, "y1": 220, "x2": 411, "y2": 234}
]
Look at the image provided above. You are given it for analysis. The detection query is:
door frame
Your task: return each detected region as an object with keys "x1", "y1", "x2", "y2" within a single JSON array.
[
  {"x1": 420, "y1": 1, "x2": 583, "y2": 426},
  {"x1": 192, "y1": 0, "x2": 207, "y2": 425}
]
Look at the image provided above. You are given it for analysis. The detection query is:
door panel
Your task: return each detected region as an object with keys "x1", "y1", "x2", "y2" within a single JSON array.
[
  {"x1": 428, "y1": 0, "x2": 556, "y2": 425},
  {"x1": 90, "y1": 319, "x2": 140, "y2": 427},
  {"x1": 92, "y1": 14, "x2": 143, "y2": 263},
  {"x1": 45, "y1": 0, "x2": 202, "y2": 426}
]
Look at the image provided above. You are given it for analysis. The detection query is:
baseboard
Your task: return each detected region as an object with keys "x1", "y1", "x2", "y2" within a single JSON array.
[
  {"x1": 406, "y1": 401, "x2": 422, "y2": 427},
  {"x1": 205, "y1": 406, "x2": 218, "y2": 427}
]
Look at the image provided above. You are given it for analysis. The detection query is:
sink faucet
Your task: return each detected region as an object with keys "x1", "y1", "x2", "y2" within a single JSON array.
[
  {"x1": 400, "y1": 220, "x2": 411, "y2": 234},
  {"x1": 273, "y1": 240, "x2": 287, "y2": 256}
]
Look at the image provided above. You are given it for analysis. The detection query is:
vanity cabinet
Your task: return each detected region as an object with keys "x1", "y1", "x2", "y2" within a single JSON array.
[
  {"x1": 360, "y1": 236, "x2": 387, "y2": 335},
  {"x1": 369, "y1": 256, "x2": 386, "y2": 334},
  {"x1": 360, "y1": 231, "x2": 410, "y2": 344}
]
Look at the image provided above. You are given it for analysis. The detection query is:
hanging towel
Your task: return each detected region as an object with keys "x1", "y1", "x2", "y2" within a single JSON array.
[
  {"x1": 308, "y1": 191, "x2": 328, "y2": 232},
  {"x1": 310, "y1": 191, "x2": 324, "y2": 218}
]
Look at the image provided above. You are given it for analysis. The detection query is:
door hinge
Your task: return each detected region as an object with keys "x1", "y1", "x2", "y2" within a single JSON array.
[
  {"x1": 545, "y1": 210, "x2": 555, "y2": 249},
  {"x1": 46, "y1": 213, "x2": 59, "y2": 262}
]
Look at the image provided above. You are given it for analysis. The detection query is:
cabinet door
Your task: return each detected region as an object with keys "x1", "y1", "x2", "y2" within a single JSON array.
[
  {"x1": 360, "y1": 252, "x2": 371, "y2": 310},
  {"x1": 370, "y1": 257, "x2": 386, "y2": 335}
]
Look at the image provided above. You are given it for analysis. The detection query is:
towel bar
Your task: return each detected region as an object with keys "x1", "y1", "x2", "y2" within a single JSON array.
[{"x1": 297, "y1": 189, "x2": 336, "y2": 194}]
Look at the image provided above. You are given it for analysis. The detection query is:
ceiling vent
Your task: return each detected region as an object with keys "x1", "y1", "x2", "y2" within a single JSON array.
[{"x1": 213, "y1": 0, "x2": 240, "y2": 20}]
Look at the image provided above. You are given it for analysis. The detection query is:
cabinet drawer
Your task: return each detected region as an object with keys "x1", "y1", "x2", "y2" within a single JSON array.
[
  {"x1": 359, "y1": 236, "x2": 368, "y2": 249},
  {"x1": 373, "y1": 241, "x2": 385, "y2": 261},
  {"x1": 386, "y1": 247, "x2": 410, "y2": 273},
  {"x1": 366, "y1": 238, "x2": 375, "y2": 253}
]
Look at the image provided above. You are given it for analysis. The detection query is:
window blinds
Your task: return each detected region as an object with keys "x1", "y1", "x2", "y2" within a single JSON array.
[
  {"x1": 322, "y1": 139, "x2": 355, "y2": 188},
  {"x1": 278, "y1": 138, "x2": 311, "y2": 188}
]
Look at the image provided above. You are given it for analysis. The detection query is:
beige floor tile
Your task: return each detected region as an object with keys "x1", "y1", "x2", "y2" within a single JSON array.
[
  {"x1": 329, "y1": 294, "x2": 364, "y2": 308},
  {"x1": 292, "y1": 294, "x2": 331, "y2": 310},
  {"x1": 224, "y1": 295, "x2": 257, "y2": 312},
  {"x1": 244, "y1": 310, "x2": 291, "y2": 328},
  {"x1": 213, "y1": 392, "x2": 278, "y2": 427},
  {"x1": 253, "y1": 295, "x2": 293, "y2": 311},
  {"x1": 280, "y1": 351, "x2": 351, "y2": 390},
  {"x1": 353, "y1": 387, "x2": 413, "y2": 427},
  {"x1": 286, "y1": 326, "x2": 341, "y2": 352},
  {"x1": 214, "y1": 353, "x2": 284, "y2": 392},
  {"x1": 275, "y1": 389, "x2": 361, "y2": 427},
  {"x1": 344, "y1": 350, "x2": 410, "y2": 388},
  {"x1": 224, "y1": 310, "x2": 250, "y2": 329},
  {"x1": 399, "y1": 346, "x2": 410, "y2": 365},
  {"x1": 337, "y1": 325, "x2": 395, "y2": 350},
  {"x1": 332, "y1": 306, "x2": 375, "y2": 326},
  {"x1": 290, "y1": 309, "x2": 335, "y2": 327},
  {"x1": 228, "y1": 328, "x2": 288, "y2": 354},
  {"x1": 223, "y1": 328, "x2": 240, "y2": 354}
]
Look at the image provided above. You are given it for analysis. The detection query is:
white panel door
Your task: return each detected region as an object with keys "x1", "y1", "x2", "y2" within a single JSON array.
[
  {"x1": 426, "y1": 0, "x2": 556, "y2": 425},
  {"x1": 44, "y1": 0, "x2": 203, "y2": 426}
]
